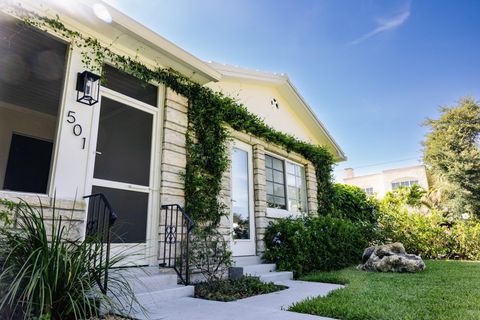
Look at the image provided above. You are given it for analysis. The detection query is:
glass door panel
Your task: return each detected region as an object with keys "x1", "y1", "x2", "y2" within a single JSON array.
[
  {"x1": 94, "y1": 97, "x2": 152, "y2": 186},
  {"x1": 232, "y1": 148, "x2": 250, "y2": 239},
  {"x1": 92, "y1": 94, "x2": 154, "y2": 247},
  {"x1": 231, "y1": 140, "x2": 255, "y2": 256}
]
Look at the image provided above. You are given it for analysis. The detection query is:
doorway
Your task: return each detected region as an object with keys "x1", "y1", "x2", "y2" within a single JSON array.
[
  {"x1": 231, "y1": 140, "x2": 256, "y2": 256},
  {"x1": 89, "y1": 88, "x2": 160, "y2": 265}
]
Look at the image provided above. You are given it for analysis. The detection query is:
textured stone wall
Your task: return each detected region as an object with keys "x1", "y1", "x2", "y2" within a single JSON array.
[
  {"x1": 157, "y1": 88, "x2": 189, "y2": 262},
  {"x1": 0, "y1": 192, "x2": 86, "y2": 240},
  {"x1": 159, "y1": 89, "x2": 188, "y2": 208}
]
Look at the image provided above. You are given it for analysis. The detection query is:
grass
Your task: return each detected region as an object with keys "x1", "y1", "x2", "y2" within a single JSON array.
[
  {"x1": 194, "y1": 276, "x2": 287, "y2": 302},
  {"x1": 290, "y1": 260, "x2": 480, "y2": 320}
]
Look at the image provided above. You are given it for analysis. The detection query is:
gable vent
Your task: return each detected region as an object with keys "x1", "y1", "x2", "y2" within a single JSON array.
[{"x1": 270, "y1": 98, "x2": 279, "y2": 109}]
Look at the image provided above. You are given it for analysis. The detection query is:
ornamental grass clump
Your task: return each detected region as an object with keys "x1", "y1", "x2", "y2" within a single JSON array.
[{"x1": 0, "y1": 200, "x2": 139, "y2": 320}]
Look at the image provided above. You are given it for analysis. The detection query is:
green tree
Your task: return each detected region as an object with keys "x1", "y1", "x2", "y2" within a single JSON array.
[{"x1": 423, "y1": 97, "x2": 480, "y2": 217}]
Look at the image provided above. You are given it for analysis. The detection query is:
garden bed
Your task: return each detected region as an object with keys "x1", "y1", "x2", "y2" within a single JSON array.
[
  {"x1": 290, "y1": 260, "x2": 480, "y2": 320},
  {"x1": 194, "y1": 276, "x2": 287, "y2": 302}
]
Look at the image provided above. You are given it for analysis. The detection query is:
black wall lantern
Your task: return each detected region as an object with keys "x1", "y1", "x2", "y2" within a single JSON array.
[{"x1": 76, "y1": 71, "x2": 101, "y2": 105}]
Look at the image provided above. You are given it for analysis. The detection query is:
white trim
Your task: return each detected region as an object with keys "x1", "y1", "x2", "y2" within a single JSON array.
[
  {"x1": 266, "y1": 207, "x2": 302, "y2": 219},
  {"x1": 91, "y1": 178, "x2": 150, "y2": 193},
  {"x1": 47, "y1": 36, "x2": 73, "y2": 197},
  {"x1": 100, "y1": 87, "x2": 159, "y2": 114},
  {"x1": 84, "y1": 81, "x2": 163, "y2": 266},
  {"x1": 230, "y1": 139, "x2": 256, "y2": 257}
]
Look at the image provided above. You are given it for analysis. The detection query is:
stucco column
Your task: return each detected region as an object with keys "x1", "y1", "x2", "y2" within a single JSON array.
[
  {"x1": 159, "y1": 88, "x2": 188, "y2": 207},
  {"x1": 252, "y1": 143, "x2": 268, "y2": 255},
  {"x1": 158, "y1": 88, "x2": 188, "y2": 261},
  {"x1": 305, "y1": 162, "x2": 318, "y2": 214}
]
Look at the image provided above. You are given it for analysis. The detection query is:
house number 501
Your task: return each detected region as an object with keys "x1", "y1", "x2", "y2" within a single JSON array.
[{"x1": 66, "y1": 110, "x2": 86, "y2": 149}]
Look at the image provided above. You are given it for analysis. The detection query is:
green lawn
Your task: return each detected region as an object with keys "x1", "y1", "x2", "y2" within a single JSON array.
[{"x1": 290, "y1": 260, "x2": 480, "y2": 320}]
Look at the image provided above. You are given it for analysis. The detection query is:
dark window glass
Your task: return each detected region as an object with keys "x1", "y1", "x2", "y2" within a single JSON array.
[
  {"x1": 265, "y1": 154, "x2": 286, "y2": 209},
  {"x1": 3, "y1": 134, "x2": 53, "y2": 193},
  {"x1": 94, "y1": 97, "x2": 153, "y2": 186},
  {"x1": 102, "y1": 64, "x2": 158, "y2": 106},
  {"x1": 91, "y1": 186, "x2": 148, "y2": 243}
]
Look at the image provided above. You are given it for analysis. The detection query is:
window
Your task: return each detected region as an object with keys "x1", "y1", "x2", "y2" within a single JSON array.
[
  {"x1": 363, "y1": 187, "x2": 374, "y2": 195},
  {"x1": 265, "y1": 155, "x2": 286, "y2": 209},
  {"x1": 391, "y1": 179, "x2": 419, "y2": 190},
  {"x1": 265, "y1": 154, "x2": 307, "y2": 213},
  {"x1": 286, "y1": 162, "x2": 308, "y2": 212},
  {"x1": 102, "y1": 64, "x2": 158, "y2": 106},
  {"x1": 0, "y1": 13, "x2": 68, "y2": 193}
]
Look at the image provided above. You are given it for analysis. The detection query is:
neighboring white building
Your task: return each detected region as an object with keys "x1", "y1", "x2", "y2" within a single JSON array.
[{"x1": 343, "y1": 165, "x2": 429, "y2": 197}]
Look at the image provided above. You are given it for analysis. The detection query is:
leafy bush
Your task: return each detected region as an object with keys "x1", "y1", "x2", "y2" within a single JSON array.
[
  {"x1": 194, "y1": 276, "x2": 286, "y2": 301},
  {"x1": 330, "y1": 184, "x2": 379, "y2": 225},
  {"x1": 0, "y1": 200, "x2": 138, "y2": 319},
  {"x1": 188, "y1": 228, "x2": 232, "y2": 282},
  {"x1": 0, "y1": 198, "x2": 18, "y2": 227},
  {"x1": 378, "y1": 185, "x2": 480, "y2": 260},
  {"x1": 264, "y1": 215, "x2": 372, "y2": 277}
]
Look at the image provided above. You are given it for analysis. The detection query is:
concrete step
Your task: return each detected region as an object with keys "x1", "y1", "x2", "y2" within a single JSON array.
[
  {"x1": 111, "y1": 266, "x2": 175, "y2": 279},
  {"x1": 113, "y1": 285, "x2": 194, "y2": 316},
  {"x1": 259, "y1": 271, "x2": 293, "y2": 283},
  {"x1": 242, "y1": 263, "x2": 276, "y2": 275},
  {"x1": 128, "y1": 273, "x2": 179, "y2": 294},
  {"x1": 109, "y1": 267, "x2": 180, "y2": 295},
  {"x1": 136, "y1": 285, "x2": 195, "y2": 304},
  {"x1": 229, "y1": 262, "x2": 280, "y2": 280},
  {"x1": 230, "y1": 263, "x2": 276, "y2": 278},
  {"x1": 232, "y1": 255, "x2": 262, "y2": 267}
]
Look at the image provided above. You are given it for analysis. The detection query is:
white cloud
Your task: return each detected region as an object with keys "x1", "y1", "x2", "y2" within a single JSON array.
[{"x1": 350, "y1": 7, "x2": 411, "y2": 45}]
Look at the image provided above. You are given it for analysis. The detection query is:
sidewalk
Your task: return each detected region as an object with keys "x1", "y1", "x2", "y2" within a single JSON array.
[{"x1": 131, "y1": 280, "x2": 343, "y2": 320}]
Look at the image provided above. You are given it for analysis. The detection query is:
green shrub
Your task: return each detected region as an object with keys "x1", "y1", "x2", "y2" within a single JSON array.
[
  {"x1": 194, "y1": 276, "x2": 286, "y2": 302},
  {"x1": 0, "y1": 200, "x2": 139, "y2": 319},
  {"x1": 0, "y1": 198, "x2": 18, "y2": 227},
  {"x1": 330, "y1": 184, "x2": 379, "y2": 225},
  {"x1": 188, "y1": 228, "x2": 232, "y2": 282},
  {"x1": 378, "y1": 185, "x2": 480, "y2": 260},
  {"x1": 264, "y1": 215, "x2": 372, "y2": 277}
]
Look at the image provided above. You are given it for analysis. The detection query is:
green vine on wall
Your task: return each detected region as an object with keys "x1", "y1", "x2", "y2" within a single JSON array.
[{"x1": 9, "y1": 7, "x2": 335, "y2": 227}]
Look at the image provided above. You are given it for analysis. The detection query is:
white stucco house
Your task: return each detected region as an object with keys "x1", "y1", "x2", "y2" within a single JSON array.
[
  {"x1": 343, "y1": 165, "x2": 429, "y2": 198},
  {"x1": 0, "y1": 0, "x2": 345, "y2": 291}
]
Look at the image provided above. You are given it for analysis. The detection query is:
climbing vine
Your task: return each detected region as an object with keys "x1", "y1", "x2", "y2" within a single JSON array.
[{"x1": 8, "y1": 7, "x2": 335, "y2": 227}]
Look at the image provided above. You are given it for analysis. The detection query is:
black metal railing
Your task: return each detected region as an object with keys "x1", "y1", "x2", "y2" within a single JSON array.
[
  {"x1": 159, "y1": 204, "x2": 194, "y2": 285},
  {"x1": 83, "y1": 193, "x2": 118, "y2": 294}
]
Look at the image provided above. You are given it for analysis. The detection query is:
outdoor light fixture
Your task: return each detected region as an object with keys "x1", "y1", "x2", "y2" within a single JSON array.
[{"x1": 76, "y1": 71, "x2": 101, "y2": 105}]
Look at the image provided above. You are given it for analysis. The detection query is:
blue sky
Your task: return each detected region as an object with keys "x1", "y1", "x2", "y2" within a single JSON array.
[{"x1": 106, "y1": 0, "x2": 480, "y2": 180}]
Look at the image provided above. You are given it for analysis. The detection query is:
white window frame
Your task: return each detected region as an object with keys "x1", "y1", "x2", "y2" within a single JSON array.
[
  {"x1": 84, "y1": 80, "x2": 165, "y2": 266},
  {"x1": 0, "y1": 23, "x2": 71, "y2": 197},
  {"x1": 363, "y1": 187, "x2": 374, "y2": 195},
  {"x1": 391, "y1": 179, "x2": 419, "y2": 190},
  {"x1": 265, "y1": 152, "x2": 308, "y2": 218}
]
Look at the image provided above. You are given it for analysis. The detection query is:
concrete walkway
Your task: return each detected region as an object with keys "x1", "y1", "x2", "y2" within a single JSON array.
[{"x1": 131, "y1": 280, "x2": 343, "y2": 320}]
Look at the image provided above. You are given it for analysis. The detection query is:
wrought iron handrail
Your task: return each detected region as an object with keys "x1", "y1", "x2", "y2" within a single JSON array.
[
  {"x1": 160, "y1": 204, "x2": 195, "y2": 285},
  {"x1": 83, "y1": 193, "x2": 118, "y2": 294}
]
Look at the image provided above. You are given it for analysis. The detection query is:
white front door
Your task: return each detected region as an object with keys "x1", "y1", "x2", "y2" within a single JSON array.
[
  {"x1": 231, "y1": 140, "x2": 256, "y2": 256},
  {"x1": 88, "y1": 88, "x2": 160, "y2": 266}
]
